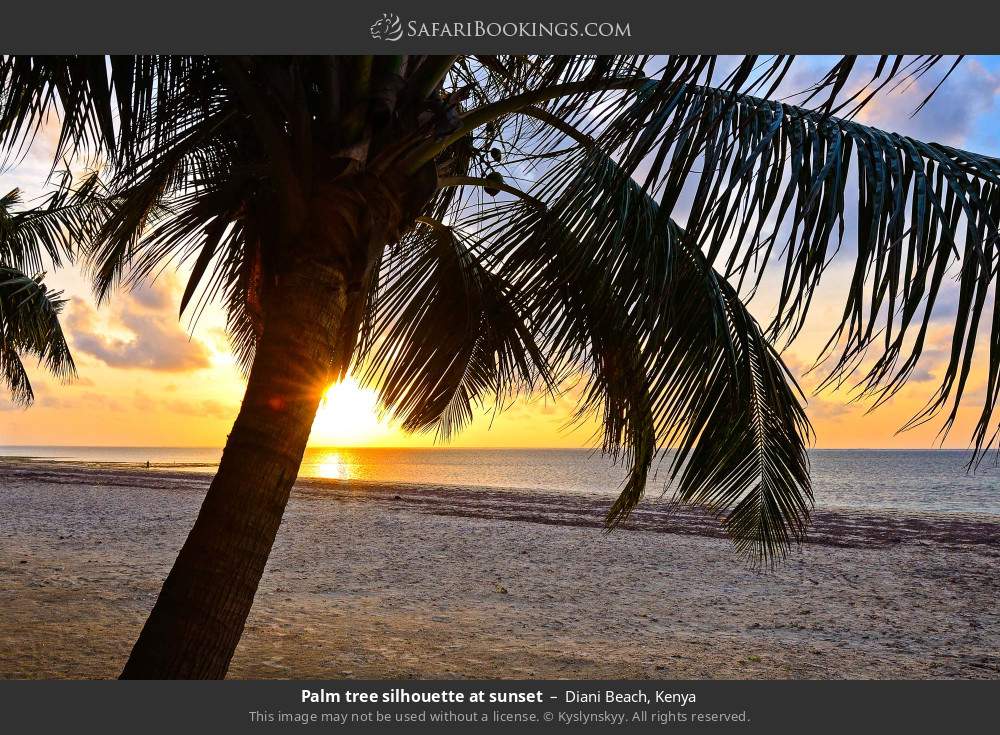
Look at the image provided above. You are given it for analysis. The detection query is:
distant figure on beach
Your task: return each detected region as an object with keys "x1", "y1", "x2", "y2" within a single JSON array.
[{"x1": 145, "y1": 461, "x2": 150, "y2": 469}]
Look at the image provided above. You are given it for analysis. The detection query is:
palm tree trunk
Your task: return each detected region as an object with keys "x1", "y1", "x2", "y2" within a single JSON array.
[{"x1": 120, "y1": 255, "x2": 349, "y2": 679}]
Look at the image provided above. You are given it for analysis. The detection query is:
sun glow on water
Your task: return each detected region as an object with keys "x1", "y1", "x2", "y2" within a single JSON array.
[{"x1": 314, "y1": 452, "x2": 347, "y2": 479}]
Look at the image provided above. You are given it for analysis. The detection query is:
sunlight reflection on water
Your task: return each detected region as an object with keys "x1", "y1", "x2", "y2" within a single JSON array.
[
  {"x1": 314, "y1": 451, "x2": 348, "y2": 480},
  {"x1": 5, "y1": 445, "x2": 998, "y2": 514}
]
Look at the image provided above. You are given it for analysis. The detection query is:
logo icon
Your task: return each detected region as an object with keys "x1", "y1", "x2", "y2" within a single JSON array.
[{"x1": 370, "y1": 13, "x2": 403, "y2": 41}]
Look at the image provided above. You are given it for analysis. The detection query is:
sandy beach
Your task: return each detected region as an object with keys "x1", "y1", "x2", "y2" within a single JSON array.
[{"x1": 1, "y1": 458, "x2": 997, "y2": 680}]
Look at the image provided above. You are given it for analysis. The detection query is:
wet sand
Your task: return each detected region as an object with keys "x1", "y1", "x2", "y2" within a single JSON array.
[{"x1": 1, "y1": 459, "x2": 998, "y2": 679}]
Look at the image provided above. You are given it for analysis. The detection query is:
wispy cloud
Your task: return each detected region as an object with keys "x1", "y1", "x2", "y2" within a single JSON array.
[{"x1": 856, "y1": 58, "x2": 1000, "y2": 147}]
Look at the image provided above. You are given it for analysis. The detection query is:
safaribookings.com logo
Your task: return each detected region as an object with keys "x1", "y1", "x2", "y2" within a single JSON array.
[
  {"x1": 370, "y1": 13, "x2": 404, "y2": 41},
  {"x1": 370, "y1": 13, "x2": 631, "y2": 41}
]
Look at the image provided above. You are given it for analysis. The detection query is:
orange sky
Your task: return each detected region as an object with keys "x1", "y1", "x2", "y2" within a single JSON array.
[
  {"x1": 2, "y1": 57, "x2": 999, "y2": 450},
  {"x1": 0, "y1": 238, "x2": 990, "y2": 451}
]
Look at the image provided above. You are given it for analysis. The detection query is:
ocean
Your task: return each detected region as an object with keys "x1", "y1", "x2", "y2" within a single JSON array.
[{"x1": 2, "y1": 445, "x2": 999, "y2": 516}]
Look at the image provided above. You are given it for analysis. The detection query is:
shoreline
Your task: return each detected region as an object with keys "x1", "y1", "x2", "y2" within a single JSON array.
[
  {"x1": 4, "y1": 458, "x2": 998, "y2": 549},
  {"x1": 1, "y1": 460, "x2": 998, "y2": 679}
]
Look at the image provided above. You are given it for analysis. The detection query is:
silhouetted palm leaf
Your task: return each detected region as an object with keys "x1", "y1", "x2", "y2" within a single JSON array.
[
  {"x1": 516, "y1": 80, "x2": 1000, "y2": 470},
  {"x1": 0, "y1": 184, "x2": 99, "y2": 403},
  {"x1": 424, "y1": 150, "x2": 812, "y2": 563},
  {"x1": 359, "y1": 218, "x2": 551, "y2": 441},
  {"x1": 0, "y1": 266, "x2": 74, "y2": 404}
]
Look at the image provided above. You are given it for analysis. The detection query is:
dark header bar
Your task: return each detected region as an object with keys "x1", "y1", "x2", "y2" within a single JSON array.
[{"x1": 1, "y1": 0, "x2": 998, "y2": 54}]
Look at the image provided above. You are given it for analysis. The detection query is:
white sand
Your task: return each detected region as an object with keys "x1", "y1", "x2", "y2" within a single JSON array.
[{"x1": 1, "y1": 459, "x2": 997, "y2": 679}]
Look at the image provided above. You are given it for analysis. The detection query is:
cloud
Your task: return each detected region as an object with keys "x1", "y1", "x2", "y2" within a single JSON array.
[
  {"x1": 168, "y1": 398, "x2": 232, "y2": 419},
  {"x1": 855, "y1": 58, "x2": 1000, "y2": 147},
  {"x1": 805, "y1": 396, "x2": 852, "y2": 421},
  {"x1": 1, "y1": 375, "x2": 107, "y2": 412},
  {"x1": 129, "y1": 278, "x2": 177, "y2": 311},
  {"x1": 35, "y1": 390, "x2": 125, "y2": 412},
  {"x1": 133, "y1": 390, "x2": 233, "y2": 419},
  {"x1": 959, "y1": 381, "x2": 988, "y2": 407},
  {"x1": 756, "y1": 56, "x2": 1000, "y2": 149},
  {"x1": 908, "y1": 366, "x2": 936, "y2": 383},
  {"x1": 67, "y1": 298, "x2": 210, "y2": 373},
  {"x1": 205, "y1": 327, "x2": 233, "y2": 352}
]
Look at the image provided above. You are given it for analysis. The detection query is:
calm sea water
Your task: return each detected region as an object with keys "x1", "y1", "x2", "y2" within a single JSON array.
[{"x1": 2, "y1": 446, "x2": 999, "y2": 516}]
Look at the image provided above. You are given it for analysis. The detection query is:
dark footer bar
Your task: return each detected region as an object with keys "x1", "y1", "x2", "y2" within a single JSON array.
[{"x1": 0, "y1": 680, "x2": 995, "y2": 733}]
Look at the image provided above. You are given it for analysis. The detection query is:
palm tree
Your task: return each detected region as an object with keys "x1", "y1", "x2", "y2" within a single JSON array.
[
  {"x1": 3, "y1": 55, "x2": 999, "y2": 679},
  {"x1": 0, "y1": 185, "x2": 93, "y2": 403}
]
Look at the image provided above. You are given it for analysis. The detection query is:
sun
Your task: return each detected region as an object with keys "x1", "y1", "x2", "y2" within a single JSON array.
[{"x1": 309, "y1": 376, "x2": 388, "y2": 446}]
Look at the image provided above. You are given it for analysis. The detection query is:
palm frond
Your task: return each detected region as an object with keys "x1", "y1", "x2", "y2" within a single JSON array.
[
  {"x1": 620, "y1": 86, "x2": 1000, "y2": 465},
  {"x1": 469, "y1": 72, "x2": 1000, "y2": 466},
  {"x1": 0, "y1": 266, "x2": 75, "y2": 405},
  {"x1": 358, "y1": 217, "x2": 550, "y2": 440},
  {"x1": 462, "y1": 149, "x2": 812, "y2": 564},
  {"x1": 0, "y1": 173, "x2": 107, "y2": 273},
  {"x1": 0, "y1": 56, "x2": 224, "y2": 169}
]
